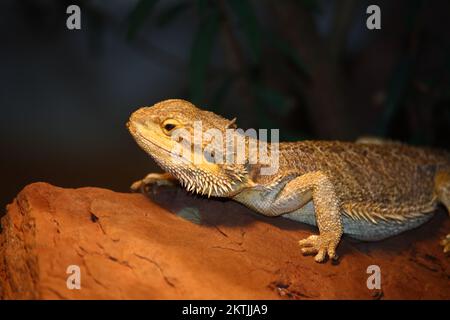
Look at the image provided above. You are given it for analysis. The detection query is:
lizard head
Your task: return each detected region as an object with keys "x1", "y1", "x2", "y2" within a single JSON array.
[{"x1": 127, "y1": 99, "x2": 249, "y2": 197}]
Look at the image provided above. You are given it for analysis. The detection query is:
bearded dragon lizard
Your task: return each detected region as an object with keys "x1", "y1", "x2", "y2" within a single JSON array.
[{"x1": 127, "y1": 99, "x2": 450, "y2": 263}]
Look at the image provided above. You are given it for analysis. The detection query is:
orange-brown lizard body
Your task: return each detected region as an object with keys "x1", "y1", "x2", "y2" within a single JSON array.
[{"x1": 128, "y1": 99, "x2": 450, "y2": 262}]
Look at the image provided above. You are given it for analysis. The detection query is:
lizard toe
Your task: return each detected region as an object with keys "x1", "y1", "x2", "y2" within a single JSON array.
[
  {"x1": 298, "y1": 234, "x2": 339, "y2": 263},
  {"x1": 327, "y1": 246, "x2": 339, "y2": 261},
  {"x1": 314, "y1": 248, "x2": 327, "y2": 262},
  {"x1": 130, "y1": 180, "x2": 143, "y2": 192},
  {"x1": 440, "y1": 234, "x2": 450, "y2": 254},
  {"x1": 142, "y1": 173, "x2": 176, "y2": 187},
  {"x1": 300, "y1": 247, "x2": 318, "y2": 255},
  {"x1": 130, "y1": 173, "x2": 175, "y2": 194},
  {"x1": 298, "y1": 235, "x2": 319, "y2": 248}
]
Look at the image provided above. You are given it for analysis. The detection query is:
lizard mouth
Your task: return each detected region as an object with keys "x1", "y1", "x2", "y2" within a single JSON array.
[{"x1": 129, "y1": 122, "x2": 192, "y2": 165}]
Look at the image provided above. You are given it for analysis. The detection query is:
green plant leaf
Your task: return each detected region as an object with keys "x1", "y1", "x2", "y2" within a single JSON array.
[
  {"x1": 268, "y1": 33, "x2": 309, "y2": 77},
  {"x1": 295, "y1": 0, "x2": 321, "y2": 13},
  {"x1": 254, "y1": 84, "x2": 293, "y2": 116},
  {"x1": 188, "y1": 8, "x2": 219, "y2": 104},
  {"x1": 156, "y1": 1, "x2": 191, "y2": 27},
  {"x1": 196, "y1": 0, "x2": 209, "y2": 17},
  {"x1": 127, "y1": 0, "x2": 159, "y2": 41},
  {"x1": 228, "y1": 0, "x2": 261, "y2": 64},
  {"x1": 377, "y1": 56, "x2": 412, "y2": 136},
  {"x1": 84, "y1": 6, "x2": 105, "y2": 55},
  {"x1": 211, "y1": 74, "x2": 236, "y2": 109}
]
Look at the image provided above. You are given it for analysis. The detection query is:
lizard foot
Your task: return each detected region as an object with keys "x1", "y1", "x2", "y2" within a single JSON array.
[
  {"x1": 298, "y1": 234, "x2": 339, "y2": 263},
  {"x1": 130, "y1": 173, "x2": 176, "y2": 193},
  {"x1": 440, "y1": 233, "x2": 450, "y2": 254}
]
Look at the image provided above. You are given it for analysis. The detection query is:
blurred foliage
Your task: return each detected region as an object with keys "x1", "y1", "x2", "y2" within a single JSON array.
[
  {"x1": 126, "y1": 0, "x2": 159, "y2": 40},
  {"x1": 188, "y1": 0, "x2": 220, "y2": 104},
  {"x1": 12, "y1": 0, "x2": 450, "y2": 146},
  {"x1": 125, "y1": 0, "x2": 310, "y2": 141},
  {"x1": 122, "y1": 0, "x2": 450, "y2": 146},
  {"x1": 228, "y1": 0, "x2": 262, "y2": 64},
  {"x1": 373, "y1": 0, "x2": 450, "y2": 147}
]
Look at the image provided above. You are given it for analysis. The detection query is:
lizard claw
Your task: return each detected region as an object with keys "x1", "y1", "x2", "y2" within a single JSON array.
[
  {"x1": 440, "y1": 233, "x2": 450, "y2": 254},
  {"x1": 130, "y1": 173, "x2": 176, "y2": 193},
  {"x1": 130, "y1": 180, "x2": 145, "y2": 192},
  {"x1": 298, "y1": 234, "x2": 339, "y2": 263}
]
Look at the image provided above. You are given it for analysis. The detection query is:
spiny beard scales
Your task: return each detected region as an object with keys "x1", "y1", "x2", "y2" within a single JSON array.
[{"x1": 150, "y1": 150, "x2": 247, "y2": 197}]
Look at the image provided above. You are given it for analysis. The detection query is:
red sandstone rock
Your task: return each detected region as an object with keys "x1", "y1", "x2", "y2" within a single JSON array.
[{"x1": 0, "y1": 182, "x2": 449, "y2": 299}]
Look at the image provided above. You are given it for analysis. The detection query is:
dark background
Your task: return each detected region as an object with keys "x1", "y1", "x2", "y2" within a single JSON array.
[{"x1": 1, "y1": 0, "x2": 450, "y2": 213}]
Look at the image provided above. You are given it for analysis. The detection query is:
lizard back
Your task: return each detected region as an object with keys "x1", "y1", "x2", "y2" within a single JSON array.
[{"x1": 271, "y1": 141, "x2": 450, "y2": 221}]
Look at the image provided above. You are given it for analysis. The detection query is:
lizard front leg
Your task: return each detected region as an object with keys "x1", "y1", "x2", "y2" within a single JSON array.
[
  {"x1": 273, "y1": 171, "x2": 343, "y2": 262},
  {"x1": 130, "y1": 172, "x2": 177, "y2": 193}
]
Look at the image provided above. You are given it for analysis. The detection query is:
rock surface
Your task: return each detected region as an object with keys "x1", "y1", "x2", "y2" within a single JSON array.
[{"x1": 0, "y1": 182, "x2": 449, "y2": 299}]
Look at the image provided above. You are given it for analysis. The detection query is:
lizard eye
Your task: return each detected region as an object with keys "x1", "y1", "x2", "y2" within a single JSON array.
[
  {"x1": 161, "y1": 119, "x2": 179, "y2": 135},
  {"x1": 164, "y1": 123, "x2": 176, "y2": 131}
]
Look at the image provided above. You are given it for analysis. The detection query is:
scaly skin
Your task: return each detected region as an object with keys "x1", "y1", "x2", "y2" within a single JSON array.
[{"x1": 127, "y1": 99, "x2": 450, "y2": 263}]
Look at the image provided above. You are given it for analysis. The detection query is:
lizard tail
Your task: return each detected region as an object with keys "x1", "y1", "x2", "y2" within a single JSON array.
[
  {"x1": 435, "y1": 169, "x2": 450, "y2": 254},
  {"x1": 435, "y1": 170, "x2": 450, "y2": 214}
]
